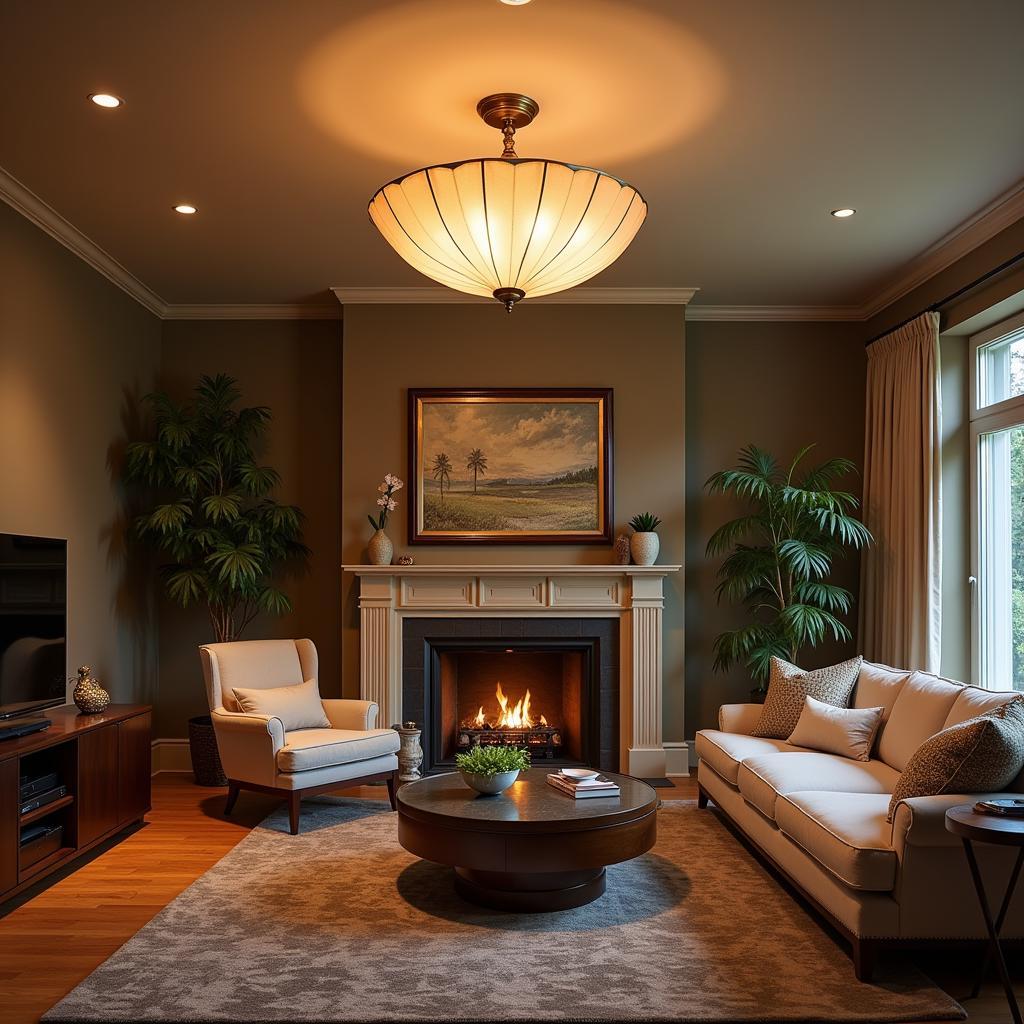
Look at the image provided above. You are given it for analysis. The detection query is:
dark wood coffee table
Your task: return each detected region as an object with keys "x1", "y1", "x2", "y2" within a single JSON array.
[{"x1": 396, "y1": 768, "x2": 658, "y2": 911}]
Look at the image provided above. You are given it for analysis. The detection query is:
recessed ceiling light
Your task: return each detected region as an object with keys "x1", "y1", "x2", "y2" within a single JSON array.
[
  {"x1": 499, "y1": 0, "x2": 533, "y2": 5},
  {"x1": 830, "y1": 208, "x2": 856, "y2": 218},
  {"x1": 89, "y1": 93, "x2": 124, "y2": 109},
  {"x1": 173, "y1": 204, "x2": 197, "y2": 215}
]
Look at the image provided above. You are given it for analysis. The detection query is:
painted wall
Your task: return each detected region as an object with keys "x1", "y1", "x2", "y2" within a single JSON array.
[
  {"x1": 341, "y1": 304, "x2": 687, "y2": 741},
  {"x1": 0, "y1": 201, "x2": 162, "y2": 708},
  {"x1": 684, "y1": 321, "x2": 867, "y2": 736},
  {"x1": 155, "y1": 320, "x2": 342, "y2": 737}
]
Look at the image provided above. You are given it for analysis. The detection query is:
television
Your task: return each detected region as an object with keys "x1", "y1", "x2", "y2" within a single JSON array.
[{"x1": 0, "y1": 533, "x2": 67, "y2": 720}]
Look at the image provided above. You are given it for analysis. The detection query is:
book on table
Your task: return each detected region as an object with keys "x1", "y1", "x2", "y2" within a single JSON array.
[
  {"x1": 974, "y1": 798, "x2": 1024, "y2": 817},
  {"x1": 546, "y1": 773, "x2": 621, "y2": 799}
]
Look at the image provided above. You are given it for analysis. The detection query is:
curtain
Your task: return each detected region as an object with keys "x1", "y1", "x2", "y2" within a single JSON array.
[{"x1": 859, "y1": 311, "x2": 942, "y2": 672}]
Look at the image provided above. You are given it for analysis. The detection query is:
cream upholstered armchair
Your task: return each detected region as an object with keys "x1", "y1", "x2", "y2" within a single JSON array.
[{"x1": 199, "y1": 638, "x2": 400, "y2": 834}]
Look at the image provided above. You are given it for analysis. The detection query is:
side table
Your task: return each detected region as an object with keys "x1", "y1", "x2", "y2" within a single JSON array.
[{"x1": 945, "y1": 804, "x2": 1024, "y2": 1024}]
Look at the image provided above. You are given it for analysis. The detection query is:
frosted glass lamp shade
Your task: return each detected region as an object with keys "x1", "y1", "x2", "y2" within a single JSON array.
[{"x1": 368, "y1": 158, "x2": 646, "y2": 308}]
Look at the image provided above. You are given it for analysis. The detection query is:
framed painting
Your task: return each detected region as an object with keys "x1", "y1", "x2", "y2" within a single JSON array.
[{"x1": 408, "y1": 388, "x2": 613, "y2": 545}]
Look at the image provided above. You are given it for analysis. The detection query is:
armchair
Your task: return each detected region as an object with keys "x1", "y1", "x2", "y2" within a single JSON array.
[{"x1": 199, "y1": 638, "x2": 400, "y2": 834}]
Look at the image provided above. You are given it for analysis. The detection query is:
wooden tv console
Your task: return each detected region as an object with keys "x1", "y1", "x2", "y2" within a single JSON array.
[{"x1": 0, "y1": 704, "x2": 151, "y2": 903}]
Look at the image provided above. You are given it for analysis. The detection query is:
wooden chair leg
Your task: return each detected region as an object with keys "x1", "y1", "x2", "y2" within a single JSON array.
[
  {"x1": 224, "y1": 781, "x2": 241, "y2": 816},
  {"x1": 288, "y1": 791, "x2": 301, "y2": 835},
  {"x1": 852, "y1": 938, "x2": 878, "y2": 982},
  {"x1": 386, "y1": 770, "x2": 399, "y2": 811},
  {"x1": 697, "y1": 785, "x2": 709, "y2": 810}
]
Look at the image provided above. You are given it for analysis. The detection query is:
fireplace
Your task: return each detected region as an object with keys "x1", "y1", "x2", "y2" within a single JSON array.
[{"x1": 402, "y1": 618, "x2": 619, "y2": 774}]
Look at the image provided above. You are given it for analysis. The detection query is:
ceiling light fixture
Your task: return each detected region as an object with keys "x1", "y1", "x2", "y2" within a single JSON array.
[
  {"x1": 173, "y1": 204, "x2": 197, "y2": 215},
  {"x1": 499, "y1": 0, "x2": 533, "y2": 5},
  {"x1": 89, "y1": 93, "x2": 124, "y2": 109},
  {"x1": 368, "y1": 93, "x2": 647, "y2": 312},
  {"x1": 830, "y1": 208, "x2": 856, "y2": 218}
]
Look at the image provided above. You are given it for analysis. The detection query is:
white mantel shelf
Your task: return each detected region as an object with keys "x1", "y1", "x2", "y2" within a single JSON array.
[{"x1": 344, "y1": 563, "x2": 680, "y2": 778}]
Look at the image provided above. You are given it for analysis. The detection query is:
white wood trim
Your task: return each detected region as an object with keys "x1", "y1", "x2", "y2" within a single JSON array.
[
  {"x1": 0, "y1": 165, "x2": 165, "y2": 317},
  {"x1": 162, "y1": 304, "x2": 341, "y2": 320},
  {"x1": 344, "y1": 563, "x2": 682, "y2": 575},
  {"x1": 686, "y1": 304, "x2": 865, "y2": 322},
  {"x1": 664, "y1": 741, "x2": 691, "y2": 778},
  {"x1": 151, "y1": 738, "x2": 192, "y2": 775},
  {"x1": 330, "y1": 287, "x2": 698, "y2": 306}
]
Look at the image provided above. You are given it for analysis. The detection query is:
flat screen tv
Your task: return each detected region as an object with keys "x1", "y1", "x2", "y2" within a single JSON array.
[{"x1": 0, "y1": 533, "x2": 67, "y2": 720}]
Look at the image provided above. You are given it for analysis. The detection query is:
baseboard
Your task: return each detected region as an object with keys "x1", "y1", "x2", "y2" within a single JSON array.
[
  {"x1": 151, "y1": 738, "x2": 192, "y2": 775},
  {"x1": 664, "y1": 741, "x2": 690, "y2": 777}
]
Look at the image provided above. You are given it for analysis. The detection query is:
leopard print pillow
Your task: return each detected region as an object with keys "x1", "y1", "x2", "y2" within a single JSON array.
[
  {"x1": 751, "y1": 655, "x2": 863, "y2": 739},
  {"x1": 887, "y1": 697, "x2": 1024, "y2": 822}
]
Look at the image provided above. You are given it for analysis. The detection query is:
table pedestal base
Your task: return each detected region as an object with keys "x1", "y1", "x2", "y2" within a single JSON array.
[{"x1": 454, "y1": 866, "x2": 606, "y2": 912}]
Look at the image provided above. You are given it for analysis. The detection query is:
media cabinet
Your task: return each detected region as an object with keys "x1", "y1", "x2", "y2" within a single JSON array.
[{"x1": 0, "y1": 704, "x2": 151, "y2": 902}]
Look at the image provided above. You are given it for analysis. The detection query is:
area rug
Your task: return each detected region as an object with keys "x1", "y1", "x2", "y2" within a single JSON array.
[{"x1": 43, "y1": 800, "x2": 964, "y2": 1023}]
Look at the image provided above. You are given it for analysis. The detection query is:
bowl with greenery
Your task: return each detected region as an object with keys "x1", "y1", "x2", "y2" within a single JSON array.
[{"x1": 454, "y1": 745, "x2": 531, "y2": 795}]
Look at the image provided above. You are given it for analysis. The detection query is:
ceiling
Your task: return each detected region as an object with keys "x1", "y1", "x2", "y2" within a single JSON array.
[{"x1": 1, "y1": 0, "x2": 1023, "y2": 309}]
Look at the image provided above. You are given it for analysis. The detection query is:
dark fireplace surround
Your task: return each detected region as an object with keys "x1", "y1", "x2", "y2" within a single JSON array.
[{"x1": 402, "y1": 618, "x2": 619, "y2": 775}]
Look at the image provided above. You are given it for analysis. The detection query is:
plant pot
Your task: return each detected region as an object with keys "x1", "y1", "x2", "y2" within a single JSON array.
[
  {"x1": 367, "y1": 529, "x2": 393, "y2": 566},
  {"x1": 630, "y1": 531, "x2": 660, "y2": 566},
  {"x1": 188, "y1": 714, "x2": 228, "y2": 787},
  {"x1": 460, "y1": 769, "x2": 520, "y2": 796}
]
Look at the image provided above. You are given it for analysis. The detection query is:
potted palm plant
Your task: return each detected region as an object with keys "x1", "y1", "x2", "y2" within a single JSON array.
[
  {"x1": 125, "y1": 374, "x2": 308, "y2": 784},
  {"x1": 705, "y1": 444, "x2": 872, "y2": 696}
]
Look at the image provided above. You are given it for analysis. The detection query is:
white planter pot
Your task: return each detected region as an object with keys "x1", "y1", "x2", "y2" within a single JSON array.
[
  {"x1": 630, "y1": 531, "x2": 660, "y2": 566},
  {"x1": 460, "y1": 769, "x2": 520, "y2": 796}
]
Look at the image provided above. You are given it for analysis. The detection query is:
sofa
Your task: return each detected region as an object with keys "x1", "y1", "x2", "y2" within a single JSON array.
[{"x1": 695, "y1": 661, "x2": 1024, "y2": 979}]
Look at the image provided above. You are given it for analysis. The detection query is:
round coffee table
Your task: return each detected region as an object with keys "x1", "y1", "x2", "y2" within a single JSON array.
[{"x1": 396, "y1": 768, "x2": 658, "y2": 911}]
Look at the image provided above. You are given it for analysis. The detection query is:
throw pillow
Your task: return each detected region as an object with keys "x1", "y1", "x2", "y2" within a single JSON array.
[
  {"x1": 887, "y1": 698, "x2": 1024, "y2": 822},
  {"x1": 232, "y1": 678, "x2": 331, "y2": 732},
  {"x1": 752, "y1": 655, "x2": 863, "y2": 739},
  {"x1": 787, "y1": 695, "x2": 885, "y2": 761}
]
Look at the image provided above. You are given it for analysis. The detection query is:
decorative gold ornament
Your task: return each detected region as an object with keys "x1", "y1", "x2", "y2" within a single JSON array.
[
  {"x1": 368, "y1": 93, "x2": 647, "y2": 312},
  {"x1": 72, "y1": 665, "x2": 111, "y2": 715}
]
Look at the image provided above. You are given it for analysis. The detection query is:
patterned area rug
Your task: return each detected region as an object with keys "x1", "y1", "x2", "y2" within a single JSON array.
[{"x1": 44, "y1": 800, "x2": 964, "y2": 1022}]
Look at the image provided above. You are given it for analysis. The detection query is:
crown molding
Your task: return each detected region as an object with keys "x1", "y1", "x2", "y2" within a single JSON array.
[
  {"x1": 859, "y1": 177, "x2": 1024, "y2": 321},
  {"x1": 0, "y1": 165, "x2": 166, "y2": 317},
  {"x1": 685, "y1": 304, "x2": 864, "y2": 322},
  {"x1": 162, "y1": 303, "x2": 341, "y2": 320},
  {"x1": 331, "y1": 286, "x2": 698, "y2": 306}
]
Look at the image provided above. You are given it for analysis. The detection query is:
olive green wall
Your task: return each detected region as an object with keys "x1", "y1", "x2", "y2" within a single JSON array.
[
  {"x1": 155, "y1": 319, "x2": 342, "y2": 738},
  {"x1": 684, "y1": 321, "x2": 867, "y2": 737},
  {"x1": 0, "y1": 201, "x2": 162, "y2": 709},
  {"x1": 341, "y1": 304, "x2": 687, "y2": 741}
]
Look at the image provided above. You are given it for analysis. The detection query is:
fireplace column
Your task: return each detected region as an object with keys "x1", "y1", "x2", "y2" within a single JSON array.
[
  {"x1": 627, "y1": 574, "x2": 666, "y2": 778},
  {"x1": 356, "y1": 574, "x2": 400, "y2": 728}
]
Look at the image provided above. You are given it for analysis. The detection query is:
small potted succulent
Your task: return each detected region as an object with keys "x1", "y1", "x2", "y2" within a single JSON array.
[
  {"x1": 455, "y1": 745, "x2": 531, "y2": 796},
  {"x1": 628, "y1": 512, "x2": 662, "y2": 566}
]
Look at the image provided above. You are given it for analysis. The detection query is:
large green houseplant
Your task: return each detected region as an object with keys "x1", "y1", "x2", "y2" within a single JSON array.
[
  {"x1": 125, "y1": 373, "x2": 307, "y2": 782},
  {"x1": 705, "y1": 444, "x2": 872, "y2": 692}
]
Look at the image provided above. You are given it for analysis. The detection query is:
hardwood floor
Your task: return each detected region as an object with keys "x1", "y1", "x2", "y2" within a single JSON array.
[{"x1": 0, "y1": 774, "x2": 1017, "y2": 1023}]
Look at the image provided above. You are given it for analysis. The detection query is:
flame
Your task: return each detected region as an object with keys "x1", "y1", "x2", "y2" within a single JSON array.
[
  {"x1": 540, "y1": 714, "x2": 548, "y2": 726},
  {"x1": 494, "y1": 681, "x2": 534, "y2": 728},
  {"x1": 473, "y1": 706, "x2": 485, "y2": 727}
]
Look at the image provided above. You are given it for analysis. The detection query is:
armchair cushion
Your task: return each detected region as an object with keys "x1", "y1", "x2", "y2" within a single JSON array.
[
  {"x1": 277, "y1": 728, "x2": 400, "y2": 773},
  {"x1": 232, "y1": 678, "x2": 331, "y2": 731}
]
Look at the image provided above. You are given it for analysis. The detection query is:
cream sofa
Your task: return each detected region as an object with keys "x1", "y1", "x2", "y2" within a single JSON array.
[{"x1": 696, "y1": 661, "x2": 1024, "y2": 980}]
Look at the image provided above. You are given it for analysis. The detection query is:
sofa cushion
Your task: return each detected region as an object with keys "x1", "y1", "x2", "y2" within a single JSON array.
[
  {"x1": 787, "y1": 696, "x2": 885, "y2": 761},
  {"x1": 752, "y1": 655, "x2": 863, "y2": 739},
  {"x1": 876, "y1": 670, "x2": 963, "y2": 772},
  {"x1": 887, "y1": 698, "x2": 1024, "y2": 821},
  {"x1": 944, "y1": 686, "x2": 1019, "y2": 729},
  {"x1": 276, "y1": 728, "x2": 400, "y2": 773},
  {"x1": 776, "y1": 792, "x2": 897, "y2": 891},
  {"x1": 233, "y1": 678, "x2": 331, "y2": 731},
  {"x1": 852, "y1": 662, "x2": 910, "y2": 724},
  {"x1": 738, "y1": 751, "x2": 900, "y2": 820},
  {"x1": 694, "y1": 730, "x2": 801, "y2": 787}
]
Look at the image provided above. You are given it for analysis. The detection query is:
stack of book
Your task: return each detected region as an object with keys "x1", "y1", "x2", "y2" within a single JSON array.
[{"x1": 546, "y1": 772, "x2": 620, "y2": 799}]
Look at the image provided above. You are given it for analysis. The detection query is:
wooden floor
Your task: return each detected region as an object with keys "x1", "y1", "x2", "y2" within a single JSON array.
[{"x1": 0, "y1": 774, "x2": 1018, "y2": 1023}]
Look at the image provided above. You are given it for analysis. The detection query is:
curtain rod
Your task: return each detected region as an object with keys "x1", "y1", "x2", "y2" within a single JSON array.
[{"x1": 864, "y1": 249, "x2": 1024, "y2": 347}]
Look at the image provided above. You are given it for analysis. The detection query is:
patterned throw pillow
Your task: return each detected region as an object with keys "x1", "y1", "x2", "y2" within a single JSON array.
[
  {"x1": 752, "y1": 655, "x2": 863, "y2": 739},
  {"x1": 887, "y1": 698, "x2": 1024, "y2": 822}
]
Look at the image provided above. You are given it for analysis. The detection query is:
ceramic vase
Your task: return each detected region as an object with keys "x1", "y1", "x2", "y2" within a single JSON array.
[
  {"x1": 460, "y1": 769, "x2": 519, "y2": 796},
  {"x1": 367, "y1": 529, "x2": 393, "y2": 566},
  {"x1": 395, "y1": 722, "x2": 424, "y2": 782},
  {"x1": 72, "y1": 665, "x2": 111, "y2": 715},
  {"x1": 630, "y1": 531, "x2": 660, "y2": 566}
]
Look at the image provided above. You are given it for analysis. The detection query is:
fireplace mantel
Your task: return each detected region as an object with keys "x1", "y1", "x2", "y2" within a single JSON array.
[{"x1": 343, "y1": 563, "x2": 680, "y2": 777}]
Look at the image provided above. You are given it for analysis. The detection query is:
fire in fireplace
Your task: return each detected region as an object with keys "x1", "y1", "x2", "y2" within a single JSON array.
[{"x1": 458, "y1": 681, "x2": 564, "y2": 758}]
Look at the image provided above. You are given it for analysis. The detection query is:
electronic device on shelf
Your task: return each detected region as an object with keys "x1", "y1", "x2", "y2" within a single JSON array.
[
  {"x1": 19, "y1": 821, "x2": 62, "y2": 846},
  {"x1": 19, "y1": 770, "x2": 59, "y2": 801},
  {"x1": 19, "y1": 784, "x2": 67, "y2": 817},
  {"x1": 0, "y1": 717, "x2": 52, "y2": 742}
]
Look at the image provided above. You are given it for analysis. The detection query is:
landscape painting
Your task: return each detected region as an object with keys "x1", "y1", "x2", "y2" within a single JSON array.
[{"x1": 409, "y1": 389, "x2": 613, "y2": 544}]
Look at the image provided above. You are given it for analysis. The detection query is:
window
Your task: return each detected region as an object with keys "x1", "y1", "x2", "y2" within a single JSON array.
[{"x1": 971, "y1": 310, "x2": 1024, "y2": 688}]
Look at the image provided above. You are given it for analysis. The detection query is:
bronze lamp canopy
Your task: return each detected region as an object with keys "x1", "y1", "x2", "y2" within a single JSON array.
[{"x1": 368, "y1": 93, "x2": 647, "y2": 312}]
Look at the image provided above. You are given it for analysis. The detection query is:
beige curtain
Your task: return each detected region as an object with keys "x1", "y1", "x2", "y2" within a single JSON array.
[{"x1": 859, "y1": 311, "x2": 942, "y2": 672}]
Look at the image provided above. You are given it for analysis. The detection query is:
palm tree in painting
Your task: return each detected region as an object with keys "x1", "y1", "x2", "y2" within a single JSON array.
[
  {"x1": 431, "y1": 452, "x2": 452, "y2": 501},
  {"x1": 466, "y1": 448, "x2": 488, "y2": 494}
]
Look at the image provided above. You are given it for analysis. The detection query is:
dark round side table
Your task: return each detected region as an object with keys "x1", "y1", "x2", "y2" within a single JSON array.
[{"x1": 945, "y1": 804, "x2": 1024, "y2": 1024}]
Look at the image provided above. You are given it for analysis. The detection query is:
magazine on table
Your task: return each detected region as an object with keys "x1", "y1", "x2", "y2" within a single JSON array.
[{"x1": 546, "y1": 772, "x2": 621, "y2": 799}]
